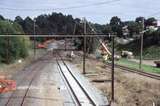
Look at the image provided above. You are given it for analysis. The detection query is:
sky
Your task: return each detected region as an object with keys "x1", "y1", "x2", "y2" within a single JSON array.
[{"x1": 0, "y1": 0, "x2": 160, "y2": 24}]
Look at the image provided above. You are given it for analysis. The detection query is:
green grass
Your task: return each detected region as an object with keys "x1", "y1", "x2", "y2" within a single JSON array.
[{"x1": 115, "y1": 58, "x2": 160, "y2": 74}]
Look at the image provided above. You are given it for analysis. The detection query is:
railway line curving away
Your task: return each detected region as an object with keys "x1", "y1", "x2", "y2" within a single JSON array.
[{"x1": 0, "y1": 41, "x2": 109, "y2": 106}]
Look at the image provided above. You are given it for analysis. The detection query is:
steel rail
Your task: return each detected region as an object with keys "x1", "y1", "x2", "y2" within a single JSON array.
[
  {"x1": 56, "y1": 56, "x2": 81, "y2": 106},
  {"x1": 0, "y1": 34, "x2": 112, "y2": 37},
  {"x1": 20, "y1": 52, "x2": 50, "y2": 106},
  {"x1": 20, "y1": 62, "x2": 46, "y2": 106},
  {"x1": 106, "y1": 63, "x2": 160, "y2": 80},
  {"x1": 57, "y1": 52, "x2": 97, "y2": 106},
  {"x1": 4, "y1": 62, "x2": 39, "y2": 106}
]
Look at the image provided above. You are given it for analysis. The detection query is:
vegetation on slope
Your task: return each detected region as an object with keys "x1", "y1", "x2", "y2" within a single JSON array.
[{"x1": 0, "y1": 18, "x2": 30, "y2": 64}]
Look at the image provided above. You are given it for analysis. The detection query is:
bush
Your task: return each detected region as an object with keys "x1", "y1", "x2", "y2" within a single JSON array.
[
  {"x1": 0, "y1": 37, "x2": 30, "y2": 63},
  {"x1": 0, "y1": 20, "x2": 30, "y2": 63},
  {"x1": 116, "y1": 29, "x2": 160, "y2": 59}
]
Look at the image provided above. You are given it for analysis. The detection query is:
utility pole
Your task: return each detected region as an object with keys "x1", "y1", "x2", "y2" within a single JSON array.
[
  {"x1": 7, "y1": 37, "x2": 9, "y2": 64},
  {"x1": 83, "y1": 17, "x2": 87, "y2": 74},
  {"x1": 6, "y1": 35, "x2": 9, "y2": 64},
  {"x1": 111, "y1": 35, "x2": 115, "y2": 102},
  {"x1": 65, "y1": 38, "x2": 67, "y2": 51},
  {"x1": 6, "y1": 20, "x2": 10, "y2": 64},
  {"x1": 139, "y1": 18, "x2": 144, "y2": 69},
  {"x1": 33, "y1": 19, "x2": 36, "y2": 59},
  {"x1": 65, "y1": 25, "x2": 67, "y2": 51}
]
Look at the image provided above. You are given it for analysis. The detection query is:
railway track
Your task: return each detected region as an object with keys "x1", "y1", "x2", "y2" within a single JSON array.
[
  {"x1": 5, "y1": 52, "x2": 49, "y2": 106},
  {"x1": 20, "y1": 62, "x2": 46, "y2": 106},
  {"x1": 76, "y1": 51, "x2": 160, "y2": 80},
  {"x1": 56, "y1": 52, "x2": 97, "y2": 106},
  {"x1": 106, "y1": 63, "x2": 160, "y2": 80}
]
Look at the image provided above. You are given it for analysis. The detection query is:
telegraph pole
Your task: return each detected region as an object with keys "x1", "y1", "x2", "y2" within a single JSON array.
[
  {"x1": 6, "y1": 20, "x2": 10, "y2": 64},
  {"x1": 83, "y1": 18, "x2": 87, "y2": 74},
  {"x1": 33, "y1": 19, "x2": 36, "y2": 59},
  {"x1": 6, "y1": 34, "x2": 9, "y2": 64},
  {"x1": 139, "y1": 18, "x2": 144, "y2": 69},
  {"x1": 111, "y1": 35, "x2": 115, "y2": 102},
  {"x1": 65, "y1": 25, "x2": 67, "y2": 51}
]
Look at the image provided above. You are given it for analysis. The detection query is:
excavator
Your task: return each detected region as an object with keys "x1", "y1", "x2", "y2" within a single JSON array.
[{"x1": 99, "y1": 39, "x2": 120, "y2": 61}]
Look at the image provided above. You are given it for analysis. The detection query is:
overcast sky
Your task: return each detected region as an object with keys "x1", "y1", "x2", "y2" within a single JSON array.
[{"x1": 0, "y1": 0, "x2": 160, "y2": 24}]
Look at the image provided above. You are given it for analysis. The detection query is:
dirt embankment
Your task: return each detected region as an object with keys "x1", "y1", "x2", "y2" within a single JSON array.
[{"x1": 72, "y1": 53, "x2": 160, "y2": 106}]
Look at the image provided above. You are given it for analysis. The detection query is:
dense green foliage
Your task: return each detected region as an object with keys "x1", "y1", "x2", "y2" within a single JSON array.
[
  {"x1": 15, "y1": 13, "x2": 88, "y2": 48},
  {"x1": 15, "y1": 13, "x2": 79, "y2": 35},
  {"x1": 0, "y1": 19, "x2": 30, "y2": 64},
  {"x1": 0, "y1": 20, "x2": 24, "y2": 34},
  {"x1": 117, "y1": 28, "x2": 160, "y2": 59}
]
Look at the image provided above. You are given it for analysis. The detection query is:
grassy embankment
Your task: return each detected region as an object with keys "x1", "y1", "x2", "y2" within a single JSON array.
[{"x1": 116, "y1": 58, "x2": 160, "y2": 74}]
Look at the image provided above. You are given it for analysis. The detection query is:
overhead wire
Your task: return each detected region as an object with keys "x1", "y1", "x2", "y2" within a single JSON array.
[
  {"x1": 147, "y1": 10, "x2": 160, "y2": 18},
  {"x1": 1, "y1": 0, "x2": 160, "y2": 20},
  {"x1": 0, "y1": 0, "x2": 120, "y2": 11}
]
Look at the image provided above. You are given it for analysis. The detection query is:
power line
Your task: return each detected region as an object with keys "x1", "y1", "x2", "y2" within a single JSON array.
[
  {"x1": 147, "y1": 11, "x2": 160, "y2": 18},
  {"x1": 0, "y1": 0, "x2": 120, "y2": 11}
]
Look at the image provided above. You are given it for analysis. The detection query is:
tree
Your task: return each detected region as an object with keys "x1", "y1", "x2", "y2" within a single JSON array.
[
  {"x1": 35, "y1": 15, "x2": 50, "y2": 34},
  {"x1": 127, "y1": 21, "x2": 141, "y2": 36},
  {"x1": 0, "y1": 15, "x2": 4, "y2": 20},
  {"x1": 110, "y1": 16, "x2": 121, "y2": 26},
  {"x1": 0, "y1": 20, "x2": 29, "y2": 63},
  {"x1": 102, "y1": 24, "x2": 112, "y2": 34},
  {"x1": 15, "y1": 16, "x2": 24, "y2": 28},
  {"x1": 135, "y1": 17, "x2": 145, "y2": 23},
  {"x1": 13, "y1": 12, "x2": 103, "y2": 36},
  {"x1": 110, "y1": 16, "x2": 123, "y2": 37},
  {"x1": 145, "y1": 17, "x2": 157, "y2": 26},
  {"x1": 135, "y1": 16, "x2": 145, "y2": 31},
  {"x1": 23, "y1": 17, "x2": 34, "y2": 34}
]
